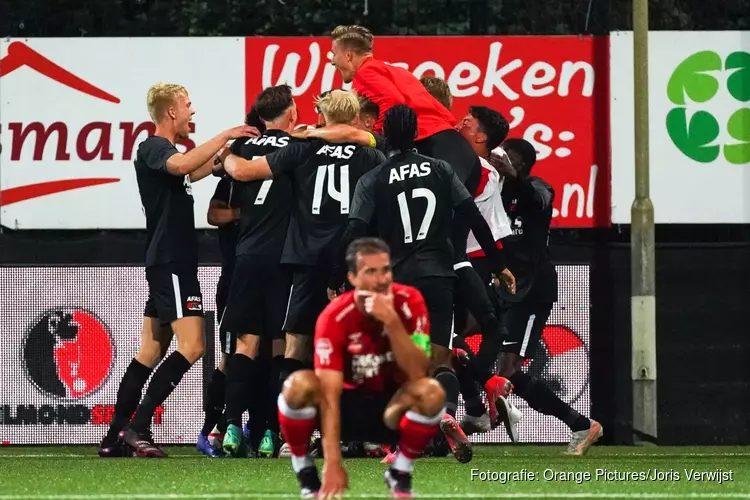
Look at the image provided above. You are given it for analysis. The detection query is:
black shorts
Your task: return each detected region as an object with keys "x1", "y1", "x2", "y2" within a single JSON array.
[
  {"x1": 220, "y1": 255, "x2": 292, "y2": 340},
  {"x1": 499, "y1": 300, "x2": 553, "y2": 359},
  {"x1": 339, "y1": 390, "x2": 398, "y2": 444},
  {"x1": 405, "y1": 276, "x2": 455, "y2": 348},
  {"x1": 144, "y1": 262, "x2": 203, "y2": 324},
  {"x1": 282, "y1": 265, "x2": 330, "y2": 336}
]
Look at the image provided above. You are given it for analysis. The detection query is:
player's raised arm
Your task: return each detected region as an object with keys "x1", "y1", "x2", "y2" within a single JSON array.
[
  {"x1": 366, "y1": 290, "x2": 430, "y2": 381},
  {"x1": 218, "y1": 141, "x2": 311, "y2": 182}
]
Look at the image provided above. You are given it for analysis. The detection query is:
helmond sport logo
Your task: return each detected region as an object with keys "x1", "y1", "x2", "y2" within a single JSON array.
[
  {"x1": 666, "y1": 50, "x2": 750, "y2": 165},
  {"x1": 23, "y1": 308, "x2": 114, "y2": 399},
  {"x1": 0, "y1": 41, "x2": 120, "y2": 206}
]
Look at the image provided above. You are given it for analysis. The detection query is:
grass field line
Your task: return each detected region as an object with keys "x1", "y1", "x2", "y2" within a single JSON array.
[
  {"x1": 2, "y1": 493, "x2": 750, "y2": 499},
  {"x1": 3, "y1": 452, "x2": 750, "y2": 459}
]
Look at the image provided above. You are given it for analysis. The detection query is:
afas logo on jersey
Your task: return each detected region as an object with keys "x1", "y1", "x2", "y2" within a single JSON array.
[{"x1": 186, "y1": 296, "x2": 202, "y2": 311}]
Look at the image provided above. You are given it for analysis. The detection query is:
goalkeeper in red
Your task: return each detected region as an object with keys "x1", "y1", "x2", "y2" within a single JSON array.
[{"x1": 277, "y1": 238, "x2": 445, "y2": 499}]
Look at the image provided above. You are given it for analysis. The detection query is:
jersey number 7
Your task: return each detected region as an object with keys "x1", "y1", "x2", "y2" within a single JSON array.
[
  {"x1": 251, "y1": 156, "x2": 273, "y2": 206},
  {"x1": 312, "y1": 164, "x2": 350, "y2": 214},
  {"x1": 396, "y1": 188, "x2": 436, "y2": 243}
]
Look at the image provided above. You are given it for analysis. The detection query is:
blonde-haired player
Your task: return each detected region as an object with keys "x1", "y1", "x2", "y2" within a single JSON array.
[{"x1": 98, "y1": 83, "x2": 257, "y2": 458}]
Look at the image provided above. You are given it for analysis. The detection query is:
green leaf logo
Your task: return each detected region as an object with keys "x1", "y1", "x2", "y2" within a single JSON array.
[
  {"x1": 724, "y1": 108, "x2": 750, "y2": 165},
  {"x1": 726, "y1": 51, "x2": 750, "y2": 102},
  {"x1": 667, "y1": 51, "x2": 721, "y2": 105},
  {"x1": 666, "y1": 50, "x2": 750, "y2": 165},
  {"x1": 666, "y1": 108, "x2": 720, "y2": 163}
]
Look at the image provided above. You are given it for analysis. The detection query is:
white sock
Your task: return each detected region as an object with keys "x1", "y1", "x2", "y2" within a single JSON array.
[
  {"x1": 291, "y1": 454, "x2": 314, "y2": 473},
  {"x1": 392, "y1": 450, "x2": 414, "y2": 473}
]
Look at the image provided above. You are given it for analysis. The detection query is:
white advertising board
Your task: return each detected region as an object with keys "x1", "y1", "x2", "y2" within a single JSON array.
[
  {"x1": 610, "y1": 31, "x2": 750, "y2": 223},
  {"x1": 0, "y1": 38, "x2": 246, "y2": 229},
  {"x1": 0, "y1": 265, "x2": 589, "y2": 445}
]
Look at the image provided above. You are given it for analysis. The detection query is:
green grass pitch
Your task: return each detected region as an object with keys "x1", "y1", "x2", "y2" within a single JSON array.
[{"x1": 0, "y1": 445, "x2": 748, "y2": 499}]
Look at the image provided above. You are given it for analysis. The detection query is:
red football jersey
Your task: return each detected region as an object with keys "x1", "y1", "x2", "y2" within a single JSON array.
[
  {"x1": 352, "y1": 57, "x2": 457, "y2": 140},
  {"x1": 313, "y1": 283, "x2": 430, "y2": 393}
]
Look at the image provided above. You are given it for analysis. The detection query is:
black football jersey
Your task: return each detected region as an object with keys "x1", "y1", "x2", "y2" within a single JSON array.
[
  {"x1": 210, "y1": 176, "x2": 240, "y2": 270},
  {"x1": 134, "y1": 136, "x2": 197, "y2": 267},
  {"x1": 231, "y1": 130, "x2": 301, "y2": 258},
  {"x1": 499, "y1": 176, "x2": 558, "y2": 303},
  {"x1": 267, "y1": 139, "x2": 386, "y2": 266},
  {"x1": 348, "y1": 150, "x2": 473, "y2": 280}
]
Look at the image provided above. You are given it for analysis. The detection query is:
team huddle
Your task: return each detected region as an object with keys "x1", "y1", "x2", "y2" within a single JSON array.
[{"x1": 98, "y1": 25, "x2": 602, "y2": 499}]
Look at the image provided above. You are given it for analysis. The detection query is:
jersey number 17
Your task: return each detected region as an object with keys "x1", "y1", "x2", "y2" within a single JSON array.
[{"x1": 396, "y1": 188, "x2": 436, "y2": 243}]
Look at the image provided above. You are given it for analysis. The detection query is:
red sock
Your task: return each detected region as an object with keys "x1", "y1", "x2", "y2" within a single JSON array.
[
  {"x1": 397, "y1": 410, "x2": 443, "y2": 460},
  {"x1": 277, "y1": 393, "x2": 316, "y2": 457}
]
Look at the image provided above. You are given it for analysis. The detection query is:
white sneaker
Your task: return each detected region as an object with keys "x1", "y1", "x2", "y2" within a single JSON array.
[
  {"x1": 496, "y1": 396, "x2": 523, "y2": 443},
  {"x1": 566, "y1": 419, "x2": 603, "y2": 456},
  {"x1": 278, "y1": 442, "x2": 292, "y2": 458},
  {"x1": 207, "y1": 425, "x2": 224, "y2": 451},
  {"x1": 460, "y1": 412, "x2": 491, "y2": 435}
]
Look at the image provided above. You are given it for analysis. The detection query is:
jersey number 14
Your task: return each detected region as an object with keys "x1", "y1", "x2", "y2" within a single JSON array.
[
  {"x1": 312, "y1": 164, "x2": 350, "y2": 214},
  {"x1": 396, "y1": 188, "x2": 436, "y2": 243}
]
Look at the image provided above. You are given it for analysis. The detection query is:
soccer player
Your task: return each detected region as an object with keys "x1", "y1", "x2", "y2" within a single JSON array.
[
  {"x1": 217, "y1": 85, "x2": 304, "y2": 457},
  {"x1": 419, "y1": 75, "x2": 453, "y2": 111},
  {"x1": 358, "y1": 95, "x2": 379, "y2": 132},
  {"x1": 98, "y1": 83, "x2": 256, "y2": 458},
  {"x1": 217, "y1": 89, "x2": 386, "y2": 403},
  {"x1": 329, "y1": 104, "x2": 515, "y2": 463},
  {"x1": 496, "y1": 138, "x2": 603, "y2": 453},
  {"x1": 196, "y1": 172, "x2": 240, "y2": 457},
  {"x1": 278, "y1": 238, "x2": 445, "y2": 498}
]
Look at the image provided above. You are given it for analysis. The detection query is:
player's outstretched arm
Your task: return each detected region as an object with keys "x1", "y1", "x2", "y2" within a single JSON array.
[
  {"x1": 165, "y1": 125, "x2": 258, "y2": 176},
  {"x1": 306, "y1": 124, "x2": 378, "y2": 148},
  {"x1": 315, "y1": 369, "x2": 348, "y2": 498},
  {"x1": 219, "y1": 153, "x2": 273, "y2": 182}
]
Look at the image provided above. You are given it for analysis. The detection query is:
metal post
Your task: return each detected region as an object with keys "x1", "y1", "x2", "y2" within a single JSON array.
[{"x1": 631, "y1": 0, "x2": 657, "y2": 443}]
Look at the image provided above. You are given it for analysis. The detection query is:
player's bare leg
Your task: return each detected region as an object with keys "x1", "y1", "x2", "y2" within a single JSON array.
[
  {"x1": 277, "y1": 370, "x2": 322, "y2": 498},
  {"x1": 99, "y1": 318, "x2": 171, "y2": 457},
  {"x1": 223, "y1": 334, "x2": 261, "y2": 456},
  {"x1": 380, "y1": 378, "x2": 446, "y2": 498},
  {"x1": 431, "y1": 345, "x2": 473, "y2": 463},
  {"x1": 498, "y1": 352, "x2": 601, "y2": 453},
  {"x1": 122, "y1": 316, "x2": 204, "y2": 458}
]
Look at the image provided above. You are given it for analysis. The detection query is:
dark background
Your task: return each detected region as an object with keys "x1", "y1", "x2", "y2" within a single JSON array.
[{"x1": 1, "y1": 0, "x2": 749, "y2": 445}]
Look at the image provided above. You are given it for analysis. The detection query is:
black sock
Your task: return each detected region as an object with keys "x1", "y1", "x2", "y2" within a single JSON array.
[
  {"x1": 130, "y1": 352, "x2": 192, "y2": 432},
  {"x1": 278, "y1": 357, "x2": 305, "y2": 393},
  {"x1": 267, "y1": 355, "x2": 285, "y2": 433},
  {"x1": 451, "y1": 336, "x2": 495, "y2": 387},
  {"x1": 224, "y1": 354, "x2": 256, "y2": 428},
  {"x1": 510, "y1": 371, "x2": 590, "y2": 432},
  {"x1": 200, "y1": 368, "x2": 226, "y2": 436},
  {"x1": 457, "y1": 366, "x2": 485, "y2": 417},
  {"x1": 434, "y1": 367, "x2": 459, "y2": 417},
  {"x1": 103, "y1": 359, "x2": 151, "y2": 446},
  {"x1": 217, "y1": 412, "x2": 228, "y2": 434}
]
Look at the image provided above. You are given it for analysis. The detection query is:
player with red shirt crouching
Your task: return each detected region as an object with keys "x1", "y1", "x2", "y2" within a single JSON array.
[{"x1": 277, "y1": 238, "x2": 445, "y2": 499}]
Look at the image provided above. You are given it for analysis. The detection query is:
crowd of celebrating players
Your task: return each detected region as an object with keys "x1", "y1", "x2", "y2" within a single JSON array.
[{"x1": 96, "y1": 24, "x2": 602, "y2": 499}]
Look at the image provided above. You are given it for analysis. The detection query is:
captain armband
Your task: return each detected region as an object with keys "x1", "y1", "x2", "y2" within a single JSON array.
[
  {"x1": 411, "y1": 333, "x2": 431, "y2": 357},
  {"x1": 366, "y1": 132, "x2": 377, "y2": 148}
]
